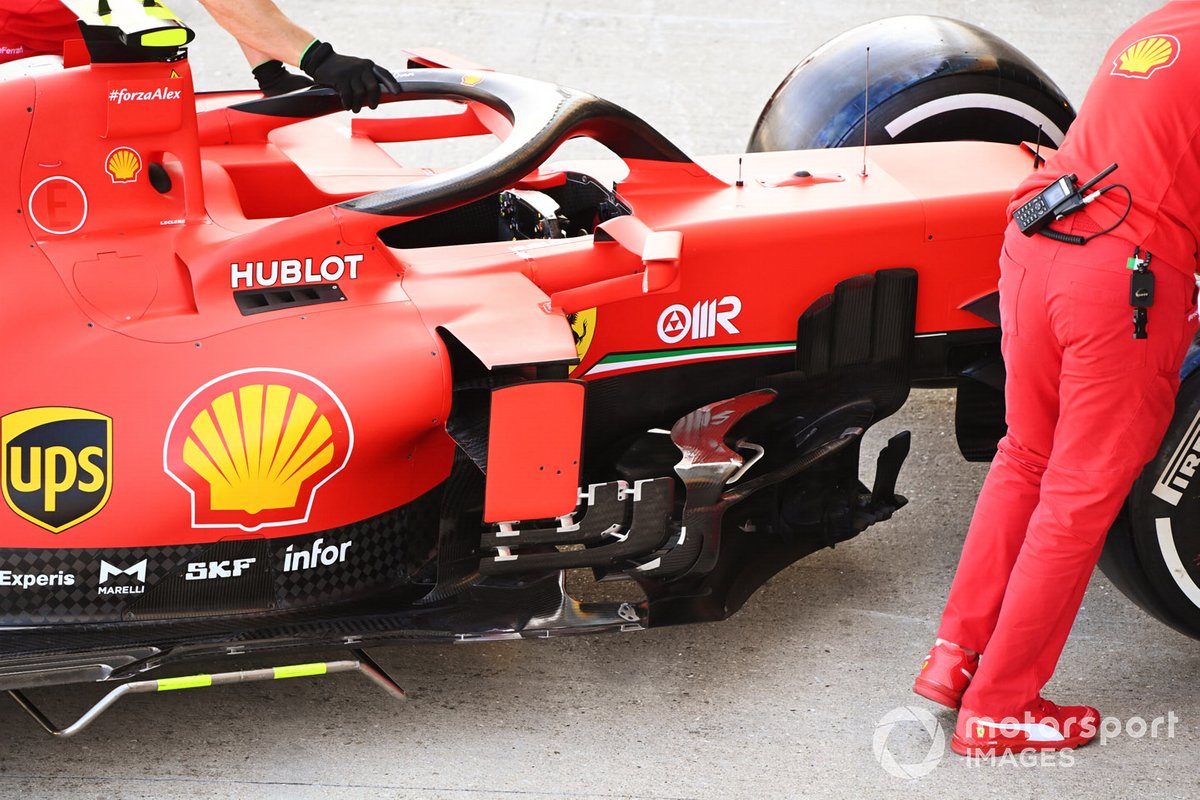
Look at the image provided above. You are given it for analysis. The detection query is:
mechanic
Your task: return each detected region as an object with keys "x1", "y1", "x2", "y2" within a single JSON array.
[
  {"x1": 914, "y1": 1, "x2": 1200, "y2": 757},
  {"x1": 0, "y1": 0, "x2": 395, "y2": 110}
]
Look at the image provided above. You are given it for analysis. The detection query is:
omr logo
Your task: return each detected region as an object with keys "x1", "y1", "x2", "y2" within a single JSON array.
[
  {"x1": 1, "y1": 407, "x2": 112, "y2": 533},
  {"x1": 164, "y1": 369, "x2": 353, "y2": 531},
  {"x1": 657, "y1": 296, "x2": 742, "y2": 344}
]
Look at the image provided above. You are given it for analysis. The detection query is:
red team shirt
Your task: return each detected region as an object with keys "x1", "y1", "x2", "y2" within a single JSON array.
[
  {"x1": 1011, "y1": 1, "x2": 1200, "y2": 277},
  {"x1": 0, "y1": 0, "x2": 79, "y2": 64}
]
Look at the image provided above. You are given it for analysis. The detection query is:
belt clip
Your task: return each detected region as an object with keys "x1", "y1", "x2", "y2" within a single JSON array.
[{"x1": 1128, "y1": 246, "x2": 1154, "y2": 340}]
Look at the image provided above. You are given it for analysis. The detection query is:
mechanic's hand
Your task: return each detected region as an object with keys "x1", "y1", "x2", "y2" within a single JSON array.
[
  {"x1": 252, "y1": 60, "x2": 315, "y2": 97},
  {"x1": 299, "y1": 40, "x2": 400, "y2": 112}
]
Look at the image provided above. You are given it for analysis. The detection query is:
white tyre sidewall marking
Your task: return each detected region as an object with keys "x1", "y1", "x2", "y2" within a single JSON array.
[
  {"x1": 1155, "y1": 516, "x2": 1200, "y2": 609},
  {"x1": 882, "y1": 93, "x2": 1067, "y2": 145}
]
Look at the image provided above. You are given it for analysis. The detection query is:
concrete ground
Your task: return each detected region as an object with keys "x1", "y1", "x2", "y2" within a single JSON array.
[{"x1": 3, "y1": 1, "x2": 1196, "y2": 798}]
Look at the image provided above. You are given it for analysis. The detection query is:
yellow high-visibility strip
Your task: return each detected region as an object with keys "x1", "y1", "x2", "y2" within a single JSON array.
[
  {"x1": 140, "y1": 27, "x2": 188, "y2": 47},
  {"x1": 157, "y1": 674, "x2": 213, "y2": 692},
  {"x1": 274, "y1": 663, "x2": 327, "y2": 680}
]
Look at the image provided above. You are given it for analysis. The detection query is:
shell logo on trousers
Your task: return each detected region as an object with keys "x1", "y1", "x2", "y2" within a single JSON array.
[
  {"x1": 164, "y1": 369, "x2": 353, "y2": 531},
  {"x1": 1112, "y1": 34, "x2": 1180, "y2": 79}
]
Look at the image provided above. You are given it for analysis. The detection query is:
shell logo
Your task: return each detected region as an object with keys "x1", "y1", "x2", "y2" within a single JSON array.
[
  {"x1": 1112, "y1": 34, "x2": 1180, "y2": 79},
  {"x1": 164, "y1": 369, "x2": 353, "y2": 531},
  {"x1": 461, "y1": 74, "x2": 484, "y2": 86},
  {"x1": 105, "y1": 147, "x2": 143, "y2": 183}
]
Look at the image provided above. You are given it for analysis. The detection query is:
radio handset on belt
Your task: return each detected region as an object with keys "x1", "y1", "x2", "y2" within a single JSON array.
[
  {"x1": 1013, "y1": 163, "x2": 1120, "y2": 237},
  {"x1": 1128, "y1": 247, "x2": 1154, "y2": 340}
]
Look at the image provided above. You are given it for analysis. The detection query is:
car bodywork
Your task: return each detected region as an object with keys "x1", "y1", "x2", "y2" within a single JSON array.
[{"x1": 0, "y1": 9, "x2": 1045, "y2": 710}]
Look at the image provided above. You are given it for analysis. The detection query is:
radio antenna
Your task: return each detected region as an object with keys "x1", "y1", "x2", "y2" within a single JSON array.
[
  {"x1": 1032, "y1": 124, "x2": 1045, "y2": 169},
  {"x1": 861, "y1": 47, "x2": 870, "y2": 178}
]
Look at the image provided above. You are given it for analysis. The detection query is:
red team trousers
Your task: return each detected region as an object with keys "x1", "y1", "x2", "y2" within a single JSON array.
[{"x1": 937, "y1": 219, "x2": 1197, "y2": 718}]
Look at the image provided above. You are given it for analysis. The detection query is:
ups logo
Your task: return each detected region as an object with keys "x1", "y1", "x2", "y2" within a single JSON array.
[{"x1": 1, "y1": 407, "x2": 112, "y2": 533}]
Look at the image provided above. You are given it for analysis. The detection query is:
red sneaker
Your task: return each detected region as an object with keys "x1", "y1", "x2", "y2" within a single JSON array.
[
  {"x1": 952, "y1": 698, "x2": 1100, "y2": 757},
  {"x1": 912, "y1": 641, "x2": 978, "y2": 709}
]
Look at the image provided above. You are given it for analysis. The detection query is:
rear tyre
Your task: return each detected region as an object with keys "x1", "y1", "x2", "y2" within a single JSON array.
[
  {"x1": 747, "y1": 15, "x2": 1075, "y2": 151},
  {"x1": 1100, "y1": 369, "x2": 1200, "y2": 640}
]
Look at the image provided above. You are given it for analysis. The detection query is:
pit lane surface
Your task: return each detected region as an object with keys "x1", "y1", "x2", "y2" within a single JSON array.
[{"x1": 2, "y1": 2, "x2": 1194, "y2": 798}]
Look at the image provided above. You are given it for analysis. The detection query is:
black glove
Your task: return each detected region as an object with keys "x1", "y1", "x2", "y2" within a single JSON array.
[
  {"x1": 300, "y1": 40, "x2": 399, "y2": 112},
  {"x1": 252, "y1": 60, "x2": 315, "y2": 97}
]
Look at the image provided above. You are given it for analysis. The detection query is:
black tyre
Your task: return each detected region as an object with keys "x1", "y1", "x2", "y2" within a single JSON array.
[
  {"x1": 1100, "y1": 365, "x2": 1200, "y2": 640},
  {"x1": 747, "y1": 15, "x2": 1075, "y2": 152}
]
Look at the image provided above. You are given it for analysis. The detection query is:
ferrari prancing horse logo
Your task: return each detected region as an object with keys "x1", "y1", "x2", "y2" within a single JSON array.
[{"x1": 568, "y1": 308, "x2": 597, "y2": 374}]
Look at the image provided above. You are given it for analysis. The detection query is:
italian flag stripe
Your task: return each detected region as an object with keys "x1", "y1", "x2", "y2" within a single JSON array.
[{"x1": 586, "y1": 342, "x2": 795, "y2": 376}]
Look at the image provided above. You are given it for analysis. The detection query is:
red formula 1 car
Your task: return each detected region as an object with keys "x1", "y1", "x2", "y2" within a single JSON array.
[{"x1": 2, "y1": 7, "x2": 1196, "y2": 734}]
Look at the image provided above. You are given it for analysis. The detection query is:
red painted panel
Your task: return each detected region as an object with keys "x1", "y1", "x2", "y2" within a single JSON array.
[{"x1": 484, "y1": 381, "x2": 584, "y2": 523}]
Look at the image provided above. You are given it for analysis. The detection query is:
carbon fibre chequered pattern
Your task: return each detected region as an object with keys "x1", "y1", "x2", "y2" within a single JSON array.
[
  {"x1": 272, "y1": 501, "x2": 436, "y2": 605},
  {"x1": 127, "y1": 538, "x2": 275, "y2": 622},
  {"x1": 0, "y1": 504, "x2": 433, "y2": 626},
  {"x1": 0, "y1": 545, "x2": 197, "y2": 625}
]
